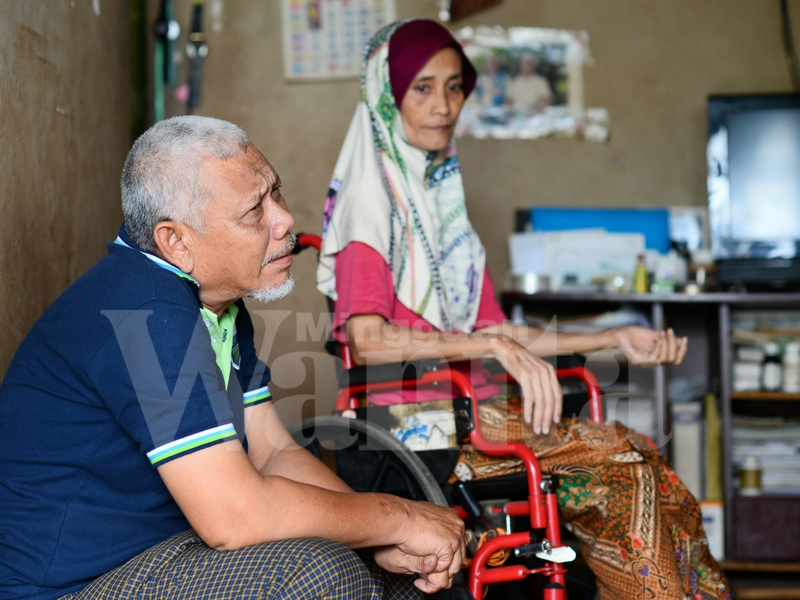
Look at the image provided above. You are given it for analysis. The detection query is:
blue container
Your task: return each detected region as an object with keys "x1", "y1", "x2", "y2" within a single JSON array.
[{"x1": 529, "y1": 207, "x2": 671, "y2": 253}]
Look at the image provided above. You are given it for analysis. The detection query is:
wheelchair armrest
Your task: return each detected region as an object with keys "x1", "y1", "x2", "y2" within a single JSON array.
[
  {"x1": 338, "y1": 358, "x2": 445, "y2": 388},
  {"x1": 483, "y1": 354, "x2": 586, "y2": 376}
]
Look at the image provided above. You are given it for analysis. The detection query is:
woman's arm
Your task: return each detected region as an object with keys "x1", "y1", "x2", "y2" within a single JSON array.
[
  {"x1": 481, "y1": 322, "x2": 688, "y2": 366},
  {"x1": 347, "y1": 314, "x2": 563, "y2": 434},
  {"x1": 347, "y1": 316, "x2": 688, "y2": 433}
]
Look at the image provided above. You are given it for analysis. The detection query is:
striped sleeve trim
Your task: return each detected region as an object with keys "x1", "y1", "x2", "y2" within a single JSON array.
[
  {"x1": 147, "y1": 424, "x2": 237, "y2": 466},
  {"x1": 243, "y1": 385, "x2": 272, "y2": 407}
]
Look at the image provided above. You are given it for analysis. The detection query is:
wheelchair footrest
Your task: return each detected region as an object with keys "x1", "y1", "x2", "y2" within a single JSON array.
[
  {"x1": 513, "y1": 538, "x2": 576, "y2": 563},
  {"x1": 534, "y1": 545, "x2": 577, "y2": 564}
]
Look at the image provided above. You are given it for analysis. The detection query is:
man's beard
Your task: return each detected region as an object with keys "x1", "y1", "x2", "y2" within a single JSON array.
[
  {"x1": 245, "y1": 232, "x2": 297, "y2": 303},
  {"x1": 246, "y1": 274, "x2": 295, "y2": 303}
]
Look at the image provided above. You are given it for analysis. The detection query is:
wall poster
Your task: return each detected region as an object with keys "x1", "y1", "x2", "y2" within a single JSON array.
[
  {"x1": 281, "y1": 0, "x2": 396, "y2": 80},
  {"x1": 456, "y1": 25, "x2": 608, "y2": 142}
]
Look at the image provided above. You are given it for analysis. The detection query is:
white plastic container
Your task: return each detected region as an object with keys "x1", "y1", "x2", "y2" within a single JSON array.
[{"x1": 783, "y1": 341, "x2": 800, "y2": 393}]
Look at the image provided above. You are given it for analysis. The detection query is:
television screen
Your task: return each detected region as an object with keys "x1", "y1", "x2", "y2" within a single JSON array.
[
  {"x1": 728, "y1": 109, "x2": 800, "y2": 241},
  {"x1": 708, "y1": 94, "x2": 800, "y2": 261}
]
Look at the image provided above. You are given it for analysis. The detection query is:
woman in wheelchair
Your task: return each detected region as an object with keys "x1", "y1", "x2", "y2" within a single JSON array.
[{"x1": 316, "y1": 18, "x2": 729, "y2": 599}]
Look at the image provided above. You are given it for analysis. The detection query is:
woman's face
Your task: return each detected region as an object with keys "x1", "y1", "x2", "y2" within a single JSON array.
[{"x1": 399, "y1": 46, "x2": 465, "y2": 152}]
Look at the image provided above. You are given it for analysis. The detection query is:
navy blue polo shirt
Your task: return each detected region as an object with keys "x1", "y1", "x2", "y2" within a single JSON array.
[{"x1": 0, "y1": 228, "x2": 273, "y2": 599}]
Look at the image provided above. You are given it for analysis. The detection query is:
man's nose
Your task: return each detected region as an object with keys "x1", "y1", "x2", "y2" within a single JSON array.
[{"x1": 270, "y1": 202, "x2": 294, "y2": 240}]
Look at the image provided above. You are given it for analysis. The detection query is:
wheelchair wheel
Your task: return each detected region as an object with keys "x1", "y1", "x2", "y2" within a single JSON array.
[{"x1": 288, "y1": 416, "x2": 447, "y2": 507}]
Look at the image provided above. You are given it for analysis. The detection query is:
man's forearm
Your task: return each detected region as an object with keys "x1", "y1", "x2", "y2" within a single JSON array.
[
  {"x1": 259, "y1": 443, "x2": 353, "y2": 493},
  {"x1": 250, "y1": 475, "x2": 411, "y2": 549},
  {"x1": 160, "y1": 442, "x2": 412, "y2": 551}
]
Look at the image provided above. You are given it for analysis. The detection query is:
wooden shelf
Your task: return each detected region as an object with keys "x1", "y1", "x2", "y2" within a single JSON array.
[
  {"x1": 725, "y1": 564, "x2": 800, "y2": 599},
  {"x1": 722, "y1": 560, "x2": 800, "y2": 573},
  {"x1": 731, "y1": 391, "x2": 800, "y2": 401},
  {"x1": 734, "y1": 588, "x2": 800, "y2": 600}
]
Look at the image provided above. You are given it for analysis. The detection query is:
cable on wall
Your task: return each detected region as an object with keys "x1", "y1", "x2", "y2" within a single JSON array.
[{"x1": 781, "y1": 0, "x2": 800, "y2": 92}]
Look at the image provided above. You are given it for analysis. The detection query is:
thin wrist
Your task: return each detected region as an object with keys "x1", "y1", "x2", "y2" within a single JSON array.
[
  {"x1": 601, "y1": 328, "x2": 621, "y2": 351},
  {"x1": 487, "y1": 334, "x2": 511, "y2": 359}
]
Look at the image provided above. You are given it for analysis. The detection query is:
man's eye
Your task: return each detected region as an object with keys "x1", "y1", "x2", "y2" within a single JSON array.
[
  {"x1": 415, "y1": 84, "x2": 429, "y2": 93},
  {"x1": 449, "y1": 83, "x2": 463, "y2": 92}
]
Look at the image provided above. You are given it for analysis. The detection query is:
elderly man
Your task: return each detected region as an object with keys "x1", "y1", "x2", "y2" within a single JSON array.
[{"x1": 0, "y1": 116, "x2": 465, "y2": 599}]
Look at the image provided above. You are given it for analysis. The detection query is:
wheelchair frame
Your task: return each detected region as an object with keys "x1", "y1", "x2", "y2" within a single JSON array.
[{"x1": 295, "y1": 233, "x2": 605, "y2": 599}]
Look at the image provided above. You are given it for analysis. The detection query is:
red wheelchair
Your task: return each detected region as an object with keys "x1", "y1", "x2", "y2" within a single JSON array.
[{"x1": 289, "y1": 234, "x2": 605, "y2": 600}]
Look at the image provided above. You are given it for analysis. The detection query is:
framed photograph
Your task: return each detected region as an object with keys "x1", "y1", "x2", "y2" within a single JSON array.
[{"x1": 456, "y1": 26, "x2": 600, "y2": 140}]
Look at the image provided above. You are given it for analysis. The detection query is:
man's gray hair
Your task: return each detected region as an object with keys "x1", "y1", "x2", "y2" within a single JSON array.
[{"x1": 121, "y1": 115, "x2": 249, "y2": 253}]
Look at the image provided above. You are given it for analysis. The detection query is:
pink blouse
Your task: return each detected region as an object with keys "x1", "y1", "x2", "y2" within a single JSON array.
[{"x1": 332, "y1": 242, "x2": 507, "y2": 404}]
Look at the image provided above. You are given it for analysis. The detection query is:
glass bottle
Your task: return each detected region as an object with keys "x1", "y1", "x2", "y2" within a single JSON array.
[{"x1": 634, "y1": 253, "x2": 648, "y2": 294}]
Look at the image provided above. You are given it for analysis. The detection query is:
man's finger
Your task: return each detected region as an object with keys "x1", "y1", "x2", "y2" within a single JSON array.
[
  {"x1": 415, "y1": 570, "x2": 452, "y2": 593},
  {"x1": 374, "y1": 547, "x2": 438, "y2": 575}
]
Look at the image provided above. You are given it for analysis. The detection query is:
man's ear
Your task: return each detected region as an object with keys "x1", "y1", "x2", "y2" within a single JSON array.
[{"x1": 153, "y1": 221, "x2": 195, "y2": 274}]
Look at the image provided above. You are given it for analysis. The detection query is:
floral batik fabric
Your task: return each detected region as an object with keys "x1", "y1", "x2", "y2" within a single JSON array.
[
  {"x1": 317, "y1": 21, "x2": 486, "y2": 333},
  {"x1": 451, "y1": 395, "x2": 731, "y2": 600}
]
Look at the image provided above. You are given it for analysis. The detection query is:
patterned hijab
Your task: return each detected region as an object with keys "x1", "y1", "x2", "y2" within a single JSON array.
[{"x1": 316, "y1": 19, "x2": 486, "y2": 332}]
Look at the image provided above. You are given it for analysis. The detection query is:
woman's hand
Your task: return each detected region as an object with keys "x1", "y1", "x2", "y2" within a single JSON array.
[
  {"x1": 490, "y1": 336, "x2": 563, "y2": 435},
  {"x1": 611, "y1": 326, "x2": 688, "y2": 366}
]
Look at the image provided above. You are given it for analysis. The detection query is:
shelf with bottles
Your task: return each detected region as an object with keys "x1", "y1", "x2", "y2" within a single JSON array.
[{"x1": 731, "y1": 309, "x2": 800, "y2": 396}]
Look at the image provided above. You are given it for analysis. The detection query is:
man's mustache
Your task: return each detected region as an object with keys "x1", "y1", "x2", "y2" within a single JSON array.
[{"x1": 262, "y1": 232, "x2": 297, "y2": 266}]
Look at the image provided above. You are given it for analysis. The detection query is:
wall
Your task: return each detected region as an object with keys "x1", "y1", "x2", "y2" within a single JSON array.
[
  {"x1": 0, "y1": 1, "x2": 130, "y2": 381},
  {"x1": 154, "y1": 0, "x2": 798, "y2": 423}
]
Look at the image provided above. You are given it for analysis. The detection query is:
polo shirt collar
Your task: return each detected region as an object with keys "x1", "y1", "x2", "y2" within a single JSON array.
[
  {"x1": 114, "y1": 224, "x2": 199, "y2": 287},
  {"x1": 114, "y1": 224, "x2": 240, "y2": 388}
]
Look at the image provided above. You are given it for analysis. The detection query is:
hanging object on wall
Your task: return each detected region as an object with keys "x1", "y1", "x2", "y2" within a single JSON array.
[
  {"x1": 280, "y1": 0, "x2": 396, "y2": 80},
  {"x1": 152, "y1": 0, "x2": 180, "y2": 122},
  {"x1": 185, "y1": 0, "x2": 209, "y2": 114},
  {"x1": 449, "y1": 0, "x2": 502, "y2": 22},
  {"x1": 437, "y1": 0, "x2": 451, "y2": 22},
  {"x1": 455, "y1": 25, "x2": 609, "y2": 142}
]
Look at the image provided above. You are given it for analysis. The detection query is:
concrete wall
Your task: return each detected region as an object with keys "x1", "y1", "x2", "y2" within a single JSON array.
[{"x1": 0, "y1": 1, "x2": 130, "y2": 380}]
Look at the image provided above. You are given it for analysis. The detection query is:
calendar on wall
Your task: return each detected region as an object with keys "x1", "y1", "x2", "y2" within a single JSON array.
[{"x1": 281, "y1": 0, "x2": 396, "y2": 80}]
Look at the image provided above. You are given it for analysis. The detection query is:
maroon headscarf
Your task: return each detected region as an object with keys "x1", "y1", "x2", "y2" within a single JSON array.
[{"x1": 388, "y1": 19, "x2": 477, "y2": 110}]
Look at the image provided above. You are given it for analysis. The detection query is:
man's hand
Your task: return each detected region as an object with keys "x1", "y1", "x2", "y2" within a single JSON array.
[
  {"x1": 373, "y1": 501, "x2": 466, "y2": 593},
  {"x1": 490, "y1": 335, "x2": 563, "y2": 435},
  {"x1": 612, "y1": 326, "x2": 688, "y2": 366}
]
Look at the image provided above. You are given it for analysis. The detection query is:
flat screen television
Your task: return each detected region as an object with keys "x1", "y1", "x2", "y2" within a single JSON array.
[{"x1": 707, "y1": 93, "x2": 800, "y2": 288}]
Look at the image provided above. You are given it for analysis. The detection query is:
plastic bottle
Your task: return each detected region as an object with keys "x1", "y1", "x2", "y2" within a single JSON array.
[
  {"x1": 761, "y1": 341, "x2": 783, "y2": 391},
  {"x1": 783, "y1": 341, "x2": 800, "y2": 393},
  {"x1": 634, "y1": 253, "x2": 648, "y2": 294}
]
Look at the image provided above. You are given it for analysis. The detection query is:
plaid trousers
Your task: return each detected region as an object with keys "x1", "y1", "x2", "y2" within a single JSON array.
[{"x1": 59, "y1": 529, "x2": 421, "y2": 600}]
